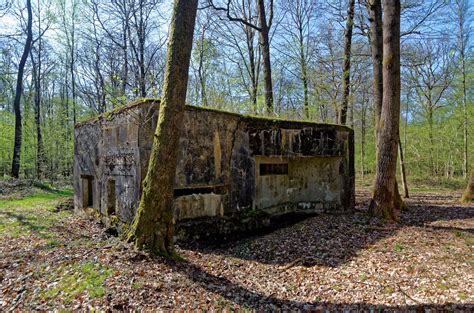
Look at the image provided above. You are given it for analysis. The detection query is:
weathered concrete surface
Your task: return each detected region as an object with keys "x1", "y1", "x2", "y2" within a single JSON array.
[{"x1": 74, "y1": 99, "x2": 355, "y2": 240}]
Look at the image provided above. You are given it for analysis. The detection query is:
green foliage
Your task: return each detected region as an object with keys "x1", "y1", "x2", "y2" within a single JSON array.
[{"x1": 0, "y1": 110, "x2": 14, "y2": 176}]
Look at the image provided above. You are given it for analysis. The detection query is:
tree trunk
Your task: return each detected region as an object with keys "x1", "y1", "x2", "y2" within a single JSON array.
[
  {"x1": 369, "y1": 0, "x2": 403, "y2": 221},
  {"x1": 127, "y1": 0, "x2": 198, "y2": 257},
  {"x1": 399, "y1": 137, "x2": 409, "y2": 198},
  {"x1": 11, "y1": 0, "x2": 33, "y2": 178},
  {"x1": 461, "y1": 164, "x2": 474, "y2": 202},
  {"x1": 256, "y1": 0, "x2": 273, "y2": 112},
  {"x1": 138, "y1": 2, "x2": 146, "y2": 98},
  {"x1": 428, "y1": 105, "x2": 435, "y2": 175},
  {"x1": 339, "y1": 0, "x2": 355, "y2": 125},
  {"x1": 367, "y1": 0, "x2": 383, "y2": 143},
  {"x1": 297, "y1": 23, "x2": 309, "y2": 118},
  {"x1": 367, "y1": 0, "x2": 404, "y2": 209},
  {"x1": 197, "y1": 27, "x2": 208, "y2": 106},
  {"x1": 31, "y1": 50, "x2": 45, "y2": 180},
  {"x1": 360, "y1": 88, "x2": 367, "y2": 178},
  {"x1": 70, "y1": 3, "x2": 77, "y2": 126},
  {"x1": 459, "y1": 6, "x2": 468, "y2": 178}
]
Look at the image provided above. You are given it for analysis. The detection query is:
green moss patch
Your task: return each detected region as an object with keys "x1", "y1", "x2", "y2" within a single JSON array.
[{"x1": 40, "y1": 261, "x2": 113, "y2": 304}]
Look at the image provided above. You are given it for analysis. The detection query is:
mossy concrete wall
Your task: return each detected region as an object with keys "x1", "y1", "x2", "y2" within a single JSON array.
[{"x1": 74, "y1": 99, "x2": 355, "y2": 239}]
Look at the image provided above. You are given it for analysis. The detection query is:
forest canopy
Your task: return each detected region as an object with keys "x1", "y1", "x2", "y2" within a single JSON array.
[{"x1": 0, "y1": 0, "x2": 472, "y2": 182}]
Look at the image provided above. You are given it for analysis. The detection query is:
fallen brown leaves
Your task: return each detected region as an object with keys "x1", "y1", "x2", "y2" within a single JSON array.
[{"x1": 1, "y1": 190, "x2": 473, "y2": 311}]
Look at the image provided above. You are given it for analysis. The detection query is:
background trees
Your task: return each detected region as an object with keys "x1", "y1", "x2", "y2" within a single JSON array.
[{"x1": 0, "y1": 0, "x2": 472, "y2": 188}]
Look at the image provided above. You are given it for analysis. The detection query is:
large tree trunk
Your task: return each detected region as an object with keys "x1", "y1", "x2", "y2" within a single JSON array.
[
  {"x1": 369, "y1": 0, "x2": 403, "y2": 221},
  {"x1": 256, "y1": 0, "x2": 273, "y2": 113},
  {"x1": 339, "y1": 0, "x2": 355, "y2": 125},
  {"x1": 127, "y1": 0, "x2": 198, "y2": 257},
  {"x1": 11, "y1": 0, "x2": 33, "y2": 178},
  {"x1": 461, "y1": 164, "x2": 474, "y2": 202},
  {"x1": 367, "y1": 0, "x2": 406, "y2": 210}
]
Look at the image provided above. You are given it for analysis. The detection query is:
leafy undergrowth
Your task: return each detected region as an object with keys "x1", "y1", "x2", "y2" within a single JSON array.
[{"x1": 1, "y1": 189, "x2": 473, "y2": 311}]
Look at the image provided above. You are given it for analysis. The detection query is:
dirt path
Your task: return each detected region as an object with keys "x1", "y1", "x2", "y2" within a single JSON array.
[{"x1": 1, "y1": 190, "x2": 473, "y2": 311}]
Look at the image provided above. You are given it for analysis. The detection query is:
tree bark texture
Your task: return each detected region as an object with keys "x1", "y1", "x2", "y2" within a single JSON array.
[
  {"x1": 339, "y1": 0, "x2": 355, "y2": 125},
  {"x1": 367, "y1": 0, "x2": 383, "y2": 142},
  {"x1": 127, "y1": 0, "x2": 198, "y2": 257},
  {"x1": 369, "y1": 0, "x2": 403, "y2": 221},
  {"x1": 461, "y1": 164, "x2": 474, "y2": 202},
  {"x1": 257, "y1": 0, "x2": 274, "y2": 112},
  {"x1": 398, "y1": 137, "x2": 409, "y2": 198},
  {"x1": 11, "y1": 0, "x2": 33, "y2": 178},
  {"x1": 457, "y1": 1, "x2": 468, "y2": 178},
  {"x1": 31, "y1": 50, "x2": 45, "y2": 179}
]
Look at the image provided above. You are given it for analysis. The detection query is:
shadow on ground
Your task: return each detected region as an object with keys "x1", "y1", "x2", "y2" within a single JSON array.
[
  {"x1": 165, "y1": 258, "x2": 473, "y2": 311},
  {"x1": 182, "y1": 192, "x2": 474, "y2": 268},
  {"x1": 165, "y1": 192, "x2": 474, "y2": 310}
]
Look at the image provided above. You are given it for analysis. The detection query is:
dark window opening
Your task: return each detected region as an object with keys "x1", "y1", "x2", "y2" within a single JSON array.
[
  {"x1": 324, "y1": 130, "x2": 336, "y2": 150},
  {"x1": 107, "y1": 179, "x2": 116, "y2": 215},
  {"x1": 81, "y1": 175, "x2": 94, "y2": 208},
  {"x1": 260, "y1": 163, "x2": 288, "y2": 176},
  {"x1": 173, "y1": 185, "x2": 226, "y2": 197}
]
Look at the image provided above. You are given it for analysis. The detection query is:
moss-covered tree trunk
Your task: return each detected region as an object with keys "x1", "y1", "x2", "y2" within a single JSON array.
[
  {"x1": 461, "y1": 164, "x2": 474, "y2": 203},
  {"x1": 369, "y1": 0, "x2": 402, "y2": 221},
  {"x1": 367, "y1": 0, "x2": 405, "y2": 216},
  {"x1": 127, "y1": 0, "x2": 198, "y2": 257}
]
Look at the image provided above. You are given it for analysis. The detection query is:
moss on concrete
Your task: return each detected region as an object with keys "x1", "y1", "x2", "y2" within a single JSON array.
[{"x1": 75, "y1": 98, "x2": 353, "y2": 132}]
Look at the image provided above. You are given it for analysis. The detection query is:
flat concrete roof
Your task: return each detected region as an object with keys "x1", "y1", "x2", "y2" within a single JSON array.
[{"x1": 75, "y1": 98, "x2": 352, "y2": 132}]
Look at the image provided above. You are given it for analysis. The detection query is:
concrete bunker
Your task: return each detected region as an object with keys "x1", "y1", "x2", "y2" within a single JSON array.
[{"x1": 74, "y1": 99, "x2": 355, "y2": 240}]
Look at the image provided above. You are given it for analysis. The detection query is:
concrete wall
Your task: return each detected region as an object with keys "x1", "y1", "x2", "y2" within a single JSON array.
[{"x1": 74, "y1": 99, "x2": 354, "y2": 238}]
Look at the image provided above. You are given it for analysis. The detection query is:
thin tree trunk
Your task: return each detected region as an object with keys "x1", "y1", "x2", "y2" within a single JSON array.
[
  {"x1": 257, "y1": 0, "x2": 273, "y2": 112},
  {"x1": 11, "y1": 0, "x2": 33, "y2": 178},
  {"x1": 360, "y1": 88, "x2": 367, "y2": 178},
  {"x1": 369, "y1": 0, "x2": 403, "y2": 221},
  {"x1": 139, "y1": 3, "x2": 146, "y2": 98},
  {"x1": 70, "y1": 4, "x2": 77, "y2": 126},
  {"x1": 367, "y1": 0, "x2": 383, "y2": 144},
  {"x1": 197, "y1": 26, "x2": 207, "y2": 106},
  {"x1": 297, "y1": 24, "x2": 309, "y2": 118},
  {"x1": 399, "y1": 137, "x2": 409, "y2": 198},
  {"x1": 339, "y1": 0, "x2": 355, "y2": 125},
  {"x1": 459, "y1": 13, "x2": 468, "y2": 178},
  {"x1": 428, "y1": 105, "x2": 435, "y2": 175},
  {"x1": 462, "y1": 59, "x2": 468, "y2": 178},
  {"x1": 122, "y1": 19, "x2": 129, "y2": 97},
  {"x1": 244, "y1": 23, "x2": 259, "y2": 111},
  {"x1": 31, "y1": 50, "x2": 45, "y2": 180},
  {"x1": 127, "y1": 0, "x2": 198, "y2": 257}
]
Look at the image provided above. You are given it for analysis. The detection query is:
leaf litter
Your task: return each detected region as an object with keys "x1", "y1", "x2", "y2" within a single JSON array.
[{"x1": 0, "y1": 190, "x2": 472, "y2": 311}]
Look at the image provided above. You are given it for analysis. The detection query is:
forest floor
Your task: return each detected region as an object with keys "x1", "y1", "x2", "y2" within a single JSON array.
[{"x1": 0, "y1": 181, "x2": 473, "y2": 311}]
